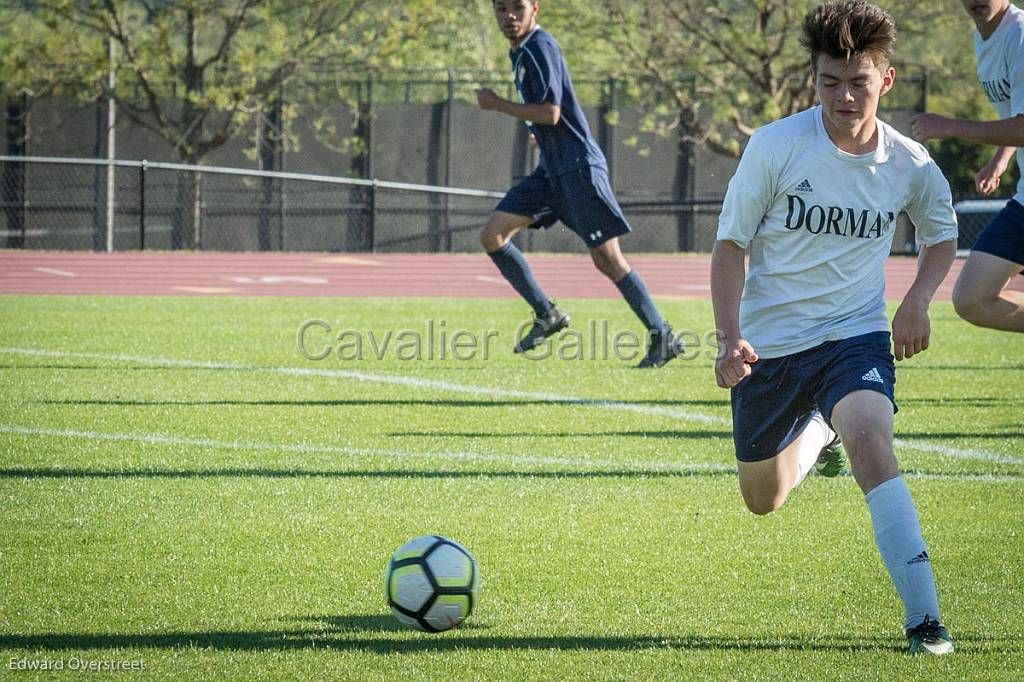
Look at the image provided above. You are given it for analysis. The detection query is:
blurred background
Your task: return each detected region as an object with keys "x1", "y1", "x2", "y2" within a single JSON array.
[{"x1": 0, "y1": 1, "x2": 1010, "y2": 253}]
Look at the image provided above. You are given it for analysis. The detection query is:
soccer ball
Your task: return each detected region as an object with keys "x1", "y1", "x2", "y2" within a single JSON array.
[{"x1": 384, "y1": 535, "x2": 480, "y2": 632}]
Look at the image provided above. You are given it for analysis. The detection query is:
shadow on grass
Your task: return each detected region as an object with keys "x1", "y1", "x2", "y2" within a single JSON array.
[
  {"x1": 0, "y1": 467, "x2": 735, "y2": 481},
  {"x1": 7, "y1": 363, "x2": 1024, "y2": 373},
  {"x1": 387, "y1": 430, "x2": 733, "y2": 439},
  {"x1": 898, "y1": 364, "x2": 1024, "y2": 372},
  {"x1": 39, "y1": 398, "x2": 732, "y2": 408},
  {"x1": 0, "y1": 365, "x2": 241, "y2": 372},
  {"x1": 0, "y1": 614, "x2": 915, "y2": 654},
  {"x1": 898, "y1": 431, "x2": 1024, "y2": 440},
  {"x1": 900, "y1": 396, "x2": 1024, "y2": 406},
  {"x1": 2, "y1": 465, "x2": 1019, "y2": 481},
  {"x1": 900, "y1": 468, "x2": 1024, "y2": 480}
]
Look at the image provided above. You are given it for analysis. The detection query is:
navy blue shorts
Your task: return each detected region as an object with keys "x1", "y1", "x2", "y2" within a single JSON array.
[
  {"x1": 973, "y1": 199, "x2": 1024, "y2": 266},
  {"x1": 731, "y1": 332, "x2": 898, "y2": 462},
  {"x1": 495, "y1": 165, "x2": 631, "y2": 248}
]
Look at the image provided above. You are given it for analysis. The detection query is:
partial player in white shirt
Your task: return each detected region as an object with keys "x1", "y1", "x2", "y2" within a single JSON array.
[
  {"x1": 711, "y1": 0, "x2": 957, "y2": 655},
  {"x1": 911, "y1": 0, "x2": 1024, "y2": 333}
]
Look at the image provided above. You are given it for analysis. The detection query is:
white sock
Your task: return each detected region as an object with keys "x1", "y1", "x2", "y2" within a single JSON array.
[
  {"x1": 865, "y1": 476, "x2": 941, "y2": 631},
  {"x1": 793, "y1": 412, "x2": 836, "y2": 486}
]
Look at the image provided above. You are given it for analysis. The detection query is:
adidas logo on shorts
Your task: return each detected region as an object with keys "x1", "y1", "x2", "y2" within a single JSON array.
[
  {"x1": 907, "y1": 551, "x2": 930, "y2": 565},
  {"x1": 861, "y1": 367, "x2": 884, "y2": 384},
  {"x1": 795, "y1": 179, "x2": 814, "y2": 192}
]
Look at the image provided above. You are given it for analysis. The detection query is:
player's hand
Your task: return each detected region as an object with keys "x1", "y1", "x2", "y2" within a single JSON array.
[
  {"x1": 976, "y1": 156, "x2": 1007, "y2": 195},
  {"x1": 910, "y1": 113, "x2": 952, "y2": 141},
  {"x1": 891, "y1": 298, "x2": 931, "y2": 361},
  {"x1": 714, "y1": 339, "x2": 758, "y2": 388},
  {"x1": 476, "y1": 88, "x2": 501, "y2": 111}
]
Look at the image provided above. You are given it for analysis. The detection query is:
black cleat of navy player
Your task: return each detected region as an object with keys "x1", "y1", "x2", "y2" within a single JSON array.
[
  {"x1": 637, "y1": 325, "x2": 685, "y2": 368},
  {"x1": 514, "y1": 303, "x2": 570, "y2": 354}
]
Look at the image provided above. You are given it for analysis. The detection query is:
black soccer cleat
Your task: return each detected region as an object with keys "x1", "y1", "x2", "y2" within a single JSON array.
[
  {"x1": 636, "y1": 325, "x2": 684, "y2": 368},
  {"x1": 906, "y1": 615, "x2": 954, "y2": 655},
  {"x1": 514, "y1": 303, "x2": 570, "y2": 353}
]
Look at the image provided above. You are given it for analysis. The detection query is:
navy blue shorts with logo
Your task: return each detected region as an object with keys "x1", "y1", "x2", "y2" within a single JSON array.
[
  {"x1": 972, "y1": 198, "x2": 1024, "y2": 266},
  {"x1": 731, "y1": 331, "x2": 897, "y2": 462},
  {"x1": 495, "y1": 165, "x2": 631, "y2": 248}
]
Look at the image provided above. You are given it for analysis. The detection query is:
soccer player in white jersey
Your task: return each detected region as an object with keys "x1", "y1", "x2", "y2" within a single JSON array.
[
  {"x1": 711, "y1": 0, "x2": 957, "y2": 655},
  {"x1": 910, "y1": 0, "x2": 1024, "y2": 333}
]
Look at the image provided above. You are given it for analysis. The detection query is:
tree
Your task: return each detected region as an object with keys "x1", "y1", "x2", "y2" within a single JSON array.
[
  {"x1": 554, "y1": 0, "x2": 815, "y2": 158},
  {"x1": 17, "y1": 0, "x2": 421, "y2": 247},
  {"x1": 552, "y1": 0, "x2": 980, "y2": 162},
  {"x1": 33, "y1": 1, "x2": 414, "y2": 162}
]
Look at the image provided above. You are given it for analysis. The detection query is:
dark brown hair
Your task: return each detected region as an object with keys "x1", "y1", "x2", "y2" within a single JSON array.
[{"x1": 801, "y1": 1, "x2": 896, "y2": 70}]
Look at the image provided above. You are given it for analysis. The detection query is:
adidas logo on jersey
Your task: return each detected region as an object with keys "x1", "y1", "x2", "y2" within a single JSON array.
[
  {"x1": 862, "y1": 367, "x2": 884, "y2": 384},
  {"x1": 794, "y1": 179, "x2": 814, "y2": 192},
  {"x1": 907, "y1": 551, "x2": 930, "y2": 565}
]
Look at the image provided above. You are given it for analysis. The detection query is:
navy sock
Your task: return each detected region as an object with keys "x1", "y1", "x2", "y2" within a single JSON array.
[
  {"x1": 615, "y1": 270, "x2": 666, "y2": 332},
  {"x1": 488, "y1": 242, "x2": 550, "y2": 317}
]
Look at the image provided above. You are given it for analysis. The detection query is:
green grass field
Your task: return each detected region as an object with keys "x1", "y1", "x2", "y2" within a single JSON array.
[{"x1": 1, "y1": 294, "x2": 1022, "y2": 680}]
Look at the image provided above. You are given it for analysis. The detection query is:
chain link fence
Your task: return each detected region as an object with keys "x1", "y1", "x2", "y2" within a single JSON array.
[
  {"x1": 0, "y1": 156, "x2": 505, "y2": 252},
  {"x1": 1, "y1": 70, "x2": 931, "y2": 253},
  {"x1": 2, "y1": 154, "x2": 933, "y2": 255}
]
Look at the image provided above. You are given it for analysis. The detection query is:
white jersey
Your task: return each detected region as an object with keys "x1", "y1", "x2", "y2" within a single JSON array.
[
  {"x1": 717, "y1": 106, "x2": 957, "y2": 359},
  {"x1": 974, "y1": 2, "x2": 1024, "y2": 205}
]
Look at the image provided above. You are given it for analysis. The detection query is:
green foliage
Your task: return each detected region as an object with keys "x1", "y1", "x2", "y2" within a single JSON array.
[
  {"x1": 527, "y1": 0, "x2": 991, "y2": 165},
  {"x1": 927, "y1": 97, "x2": 1022, "y2": 200},
  {"x1": 0, "y1": 2, "x2": 106, "y2": 99},
  {"x1": 5, "y1": 1, "x2": 432, "y2": 162},
  {"x1": 0, "y1": 0, "x2": 1010, "y2": 188}
]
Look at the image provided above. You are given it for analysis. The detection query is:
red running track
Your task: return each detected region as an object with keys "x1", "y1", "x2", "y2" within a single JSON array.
[{"x1": 0, "y1": 250, "x2": 1014, "y2": 300}]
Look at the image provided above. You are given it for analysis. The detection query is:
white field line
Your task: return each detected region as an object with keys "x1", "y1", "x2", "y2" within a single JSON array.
[
  {"x1": 1, "y1": 346, "x2": 1021, "y2": 466},
  {"x1": 2, "y1": 425, "x2": 1022, "y2": 483},
  {"x1": 474, "y1": 275, "x2": 509, "y2": 285},
  {"x1": 897, "y1": 472, "x2": 1023, "y2": 483},
  {"x1": 891, "y1": 439, "x2": 1023, "y2": 465},
  {"x1": 0, "y1": 346, "x2": 727, "y2": 426},
  {"x1": 0, "y1": 425, "x2": 729, "y2": 474},
  {"x1": 32, "y1": 267, "x2": 76, "y2": 277}
]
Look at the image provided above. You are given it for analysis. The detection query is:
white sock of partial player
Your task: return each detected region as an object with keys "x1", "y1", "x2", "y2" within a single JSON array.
[
  {"x1": 865, "y1": 476, "x2": 941, "y2": 632},
  {"x1": 793, "y1": 412, "x2": 835, "y2": 486}
]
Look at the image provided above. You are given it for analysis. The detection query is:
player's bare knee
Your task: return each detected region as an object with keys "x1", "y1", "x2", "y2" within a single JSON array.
[
  {"x1": 590, "y1": 251, "x2": 628, "y2": 281},
  {"x1": 480, "y1": 225, "x2": 506, "y2": 252},
  {"x1": 843, "y1": 431, "x2": 893, "y2": 467},
  {"x1": 952, "y1": 283, "x2": 987, "y2": 323},
  {"x1": 607, "y1": 264, "x2": 630, "y2": 282},
  {"x1": 739, "y1": 482, "x2": 787, "y2": 516},
  {"x1": 742, "y1": 491, "x2": 785, "y2": 516},
  {"x1": 595, "y1": 260, "x2": 620, "y2": 281}
]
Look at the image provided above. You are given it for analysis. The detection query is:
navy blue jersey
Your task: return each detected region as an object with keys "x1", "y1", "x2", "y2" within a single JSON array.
[{"x1": 511, "y1": 28, "x2": 606, "y2": 176}]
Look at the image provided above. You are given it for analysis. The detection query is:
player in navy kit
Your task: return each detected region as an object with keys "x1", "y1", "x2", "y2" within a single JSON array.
[
  {"x1": 911, "y1": 0, "x2": 1024, "y2": 333},
  {"x1": 476, "y1": 0, "x2": 682, "y2": 367}
]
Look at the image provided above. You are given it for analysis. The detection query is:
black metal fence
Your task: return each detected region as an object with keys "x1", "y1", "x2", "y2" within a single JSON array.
[
  {"x1": 1, "y1": 70, "x2": 930, "y2": 253},
  {"x1": 0, "y1": 156, "x2": 512, "y2": 252},
  {"x1": 1, "y1": 155, "x2": 935, "y2": 255}
]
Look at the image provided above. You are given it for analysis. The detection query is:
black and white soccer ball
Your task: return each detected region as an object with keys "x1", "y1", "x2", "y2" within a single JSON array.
[{"x1": 384, "y1": 535, "x2": 480, "y2": 632}]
